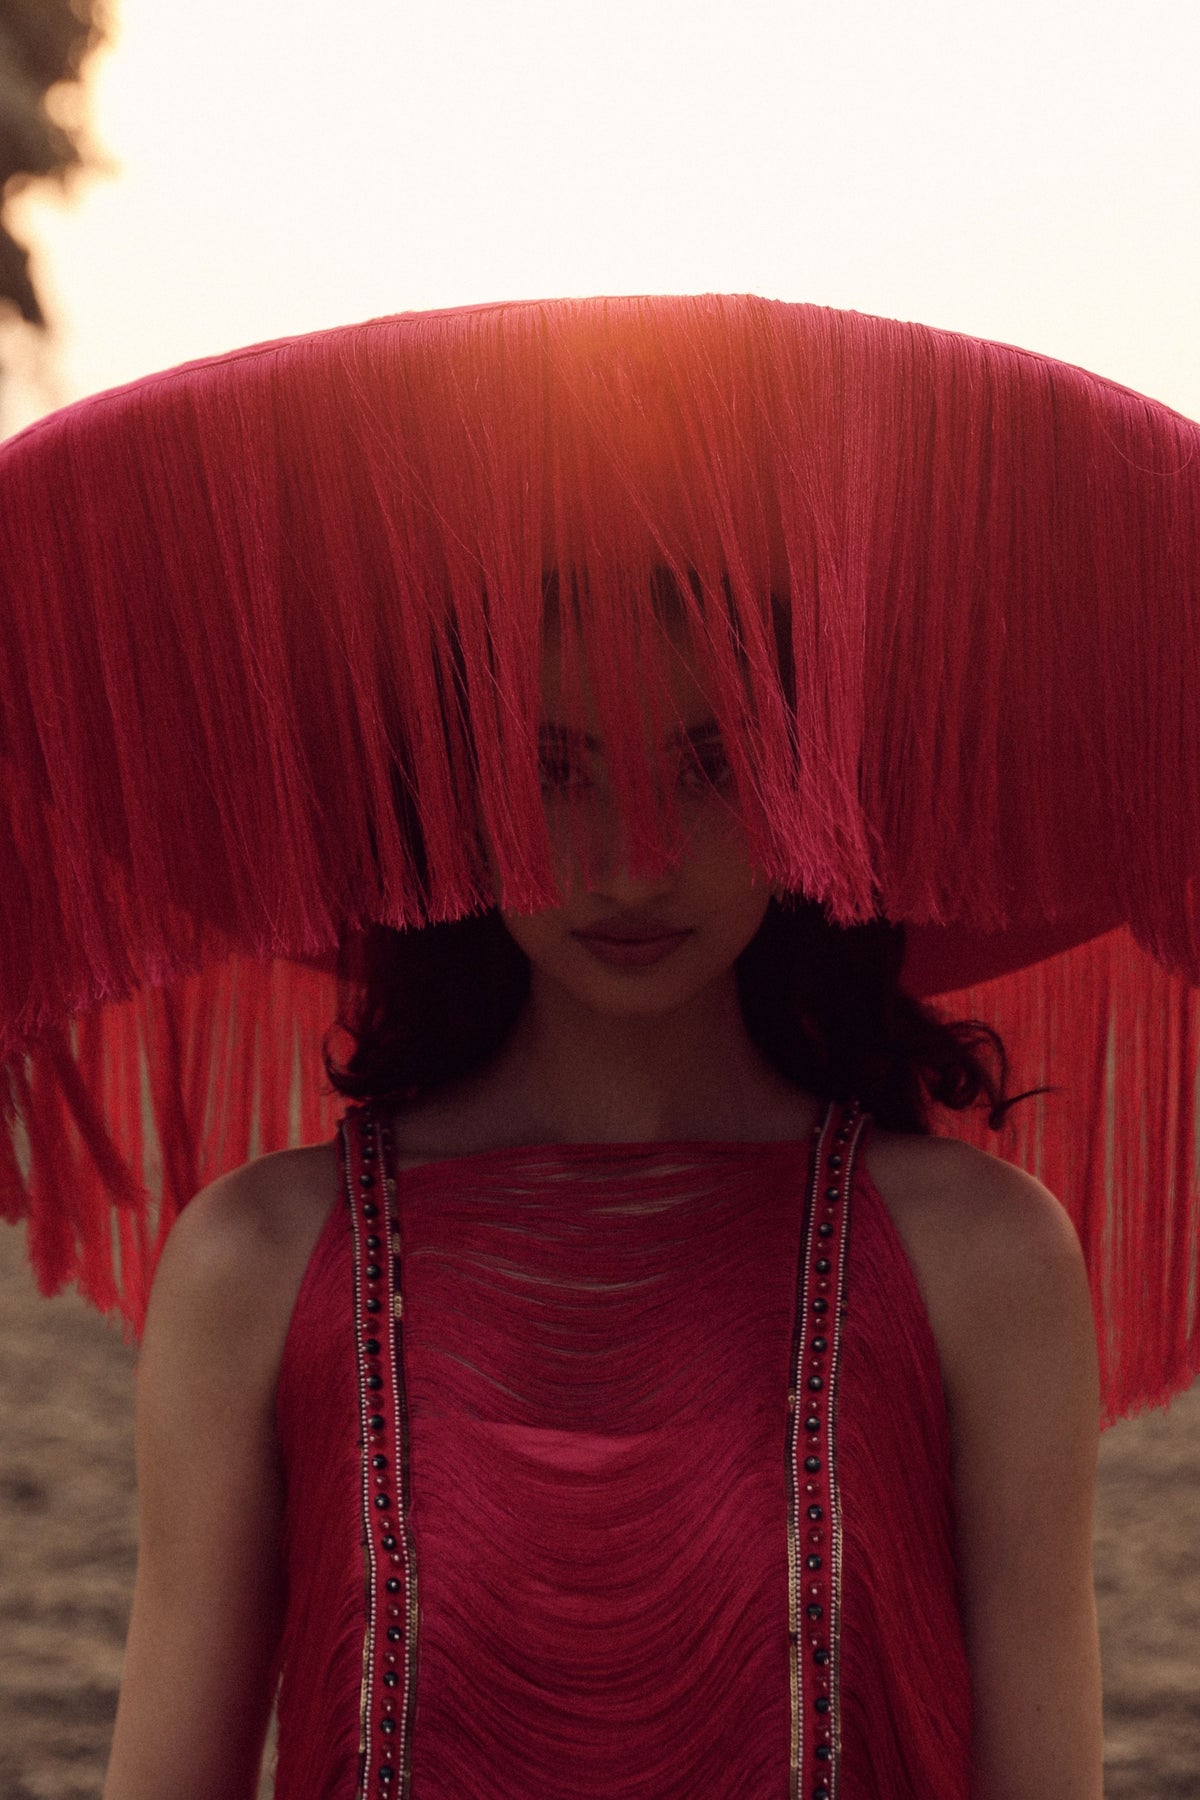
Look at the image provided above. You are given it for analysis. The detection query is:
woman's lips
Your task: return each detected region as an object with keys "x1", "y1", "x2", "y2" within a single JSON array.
[{"x1": 571, "y1": 930, "x2": 694, "y2": 968}]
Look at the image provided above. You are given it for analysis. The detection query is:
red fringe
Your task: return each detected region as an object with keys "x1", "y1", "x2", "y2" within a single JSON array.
[
  {"x1": 840, "y1": 1169, "x2": 972, "y2": 1794},
  {"x1": 0, "y1": 295, "x2": 1197, "y2": 1417},
  {"x1": 272, "y1": 1190, "x2": 364, "y2": 1797},
  {"x1": 934, "y1": 928, "x2": 1200, "y2": 1424}
]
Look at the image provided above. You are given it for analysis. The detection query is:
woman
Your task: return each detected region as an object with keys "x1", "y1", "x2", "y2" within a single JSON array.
[
  {"x1": 2, "y1": 295, "x2": 1194, "y2": 1798},
  {"x1": 94, "y1": 567, "x2": 1100, "y2": 1797}
]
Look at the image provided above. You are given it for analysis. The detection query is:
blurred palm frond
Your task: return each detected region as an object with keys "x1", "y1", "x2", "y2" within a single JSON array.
[{"x1": 0, "y1": 0, "x2": 108, "y2": 327}]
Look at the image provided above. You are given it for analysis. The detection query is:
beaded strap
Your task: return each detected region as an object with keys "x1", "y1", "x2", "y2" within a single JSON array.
[
  {"x1": 343, "y1": 1104, "x2": 418, "y2": 1798},
  {"x1": 786, "y1": 1096, "x2": 865, "y2": 1800}
]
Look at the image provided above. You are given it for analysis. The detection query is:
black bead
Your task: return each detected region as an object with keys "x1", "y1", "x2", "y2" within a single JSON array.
[
  {"x1": 373, "y1": 1493, "x2": 392, "y2": 1510},
  {"x1": 813, "y1": 1647, "x2": 830, "y2": 1665},
  {"x1": 366, "y1": 1374, "x2": 383, "y2": 1391},
  {"x1": 367, "y1": 1234, "x2": 381, "y2": 1249},
  {"x1": 806, "y1": 1603, "x2": 823, "y2": 1620},
  {"x1": 380, "y1": 1717, "x2": 396, "y2": 1734},
  {"x1": 372, "y1": 1453, "x2": 388, "y2": 1471},
  {"x1": 382, "y1": 1534, "x2": 397, "y2": 1550},
  {"x1": 379, "y1": 1764, "x2": 395, "y2": 1783},
  {"x1": 360, "y1": 1171, "x2": 376, "y2": 1188},
  {"x1": 815, "y1": 1745, "x2": 832, "y2": 1761},
  {"x1": 812, "y1": 1336, "x2": 828, "y2": 1353},
  {"x1": 386, "y1": 1626, "x2": 402, "y2": 1643},
  {"x1": 366, "y1": 1264, "x2": 382, "y2": 1281},
  {"x1": 807, "y1": 1504, "x2": 823, "y2": 1521},
  {"x1": 386, "y1": 1577, "x2": 401, "y2": 1593},
  {"x1": 366, "y1": 1297, "x2": 382, "y2": 1313},
  {"x1": 815, "y1": 1258, "x2": 831, "y2": 1275},
  {"x1": 365, "y1": 1338, "x2": 381, "y2": 1356},
  {"x1": 369, "y1": 1414, "x2": 386, "y2": 1432},
  {"x1": 383, "y1": 1670, "x2": 399, "y2": 1687},
  {"x1": 824, "y1": 1185, "x2": 840, "y2": 1202},
  {"x1": 804, "y1": 1415, "x2": 821, "y2": 1433},
  {"x1": 806, "y1": 1554, "x2": 822, "y2": 1571},
  {"x1": 828, "y1": 1153, "x2": 842, "y2": 1171},
  {"x1": 807, "y1": 1375, "x2": 823, "y2": 1392},
  {"x1": 804, "y1": 1455, "x2": 820, "y2": 1473},
  {"x1": 363, "y1": 1203, "x2": 379, "y2": 1219},
  {"x1": 814, "y1": 1787, "x2": 831, "y2": 1800},
  {"x1": 817, "y1": 1221, "x2": 833, "y2": 1237},
  {"x1": 812, "y1": 1297, "x2": 828, "y2": 1314},
  {"x1": 815, "y1": 1695, "x2": 830, "y2": 1714}
]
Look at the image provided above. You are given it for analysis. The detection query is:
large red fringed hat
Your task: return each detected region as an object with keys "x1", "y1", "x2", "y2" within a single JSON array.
[{"x1": 1, "y1": 293, "x2": 1198, "y2": 1420}]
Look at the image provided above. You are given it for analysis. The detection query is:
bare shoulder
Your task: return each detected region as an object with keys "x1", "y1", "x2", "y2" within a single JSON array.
[
  {"x1": 144, "y1": 1139, "x2": 341, "y2": 1388},
  {"x1": 863, "y1": 1126, "x2": 1084, "y2": 1271},
  {"x1": 861, "y1": 1126, "x2": 1096, "y2": 1414},
  {"x1": 156, "y1": 1140, "x2": 339, "y2": 1295},
  {"x1": 111, "y1": 1145, "x2": 341, "y2": 1797}
]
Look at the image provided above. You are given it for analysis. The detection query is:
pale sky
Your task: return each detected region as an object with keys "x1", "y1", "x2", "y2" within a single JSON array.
[{"x1": 3, "y1": 0, "x2": 1199, "y2": 434}]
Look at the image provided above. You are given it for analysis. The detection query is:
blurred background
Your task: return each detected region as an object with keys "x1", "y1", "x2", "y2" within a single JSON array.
[
  {"x1": 4, "y1": 0, "x2": 1200, "y2": 430},
  {"x1": 1, "y1": 0, "x2": 1198, "y2": 1793}
]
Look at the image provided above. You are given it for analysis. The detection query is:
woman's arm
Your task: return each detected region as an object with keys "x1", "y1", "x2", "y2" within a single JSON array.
[
  {"x1": 918, "y1": 1142, "x2": 1104, "y2": 1800},
  {"x1": 102, "y1": 1156, "x2": 321, "y2": 1800}
]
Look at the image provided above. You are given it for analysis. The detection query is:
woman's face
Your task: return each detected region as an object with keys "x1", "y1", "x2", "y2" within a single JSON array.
[{"x1": 495, "y1": 611, "x2": 774, "y2": 1020}]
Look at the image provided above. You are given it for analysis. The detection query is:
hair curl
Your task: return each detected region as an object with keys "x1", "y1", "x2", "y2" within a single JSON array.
[{"x1": 324, "y1": 897, "x2": 1042, "y2": 1135}]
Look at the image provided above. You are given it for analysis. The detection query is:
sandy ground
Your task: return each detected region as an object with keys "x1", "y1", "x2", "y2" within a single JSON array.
[{"x1": 1, "y1": 1219, "x2": 1196, "y2": 1798}]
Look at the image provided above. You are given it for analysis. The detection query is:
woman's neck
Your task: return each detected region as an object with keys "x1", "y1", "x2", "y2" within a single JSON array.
[{"x1": 473, "y1": 969, "x2": 818, "y2": 1145}]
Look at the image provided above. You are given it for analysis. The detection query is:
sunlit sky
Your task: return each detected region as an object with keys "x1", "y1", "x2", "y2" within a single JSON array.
[{"x1": 3, "y1": 0, "x2": 1199, "y2": 435}]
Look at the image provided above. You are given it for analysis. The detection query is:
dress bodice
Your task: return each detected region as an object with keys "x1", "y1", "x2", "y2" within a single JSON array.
[{"x1": 272, "y1": 1100, "x2": 972, "y2": 1798}]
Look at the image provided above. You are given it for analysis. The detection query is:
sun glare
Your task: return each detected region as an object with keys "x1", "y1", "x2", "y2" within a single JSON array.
[{"x1": 3, "y1": 0, "x2": 1199, "y2": 435}]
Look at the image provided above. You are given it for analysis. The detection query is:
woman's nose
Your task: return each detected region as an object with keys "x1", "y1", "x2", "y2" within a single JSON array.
[{"x1": 577, "y1": 795, "x2": 684, "y2": 900}]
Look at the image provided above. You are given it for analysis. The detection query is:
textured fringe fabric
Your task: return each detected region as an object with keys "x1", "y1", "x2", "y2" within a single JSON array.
[
  {"x1": 271, "y1": 1132, "x2": 972, "y2": 1798},
  {"x1": 273, "y1": 1188, "x2": 365, "y2": 1798},
  {"x1": 934, "y1": 928, "x2": 1200, "y2": 1422},
  {"x1": 0, "y1": 955, "x2": 338, "y2": 1325},
  {"x1": 838, "y1": 1168, "x2": 972, "y2": 1795},
  {"x1": 0, "y1": 295, "x2": 1198, "y2": 1416}
]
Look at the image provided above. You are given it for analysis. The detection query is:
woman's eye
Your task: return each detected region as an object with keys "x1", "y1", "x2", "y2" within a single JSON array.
[
  {"x1": 537, "y1": 746, "x2": 731, "y2": 797},
  {"x1": 538, "y1": 755, "x2": 591, "y2": 794},
  {"x1": 679, "y1": 750, "x2": 732, "y2": 793}
]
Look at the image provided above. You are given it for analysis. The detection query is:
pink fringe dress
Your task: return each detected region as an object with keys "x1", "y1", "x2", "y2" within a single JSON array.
[{"x1": 272, "y1": 1096, "x2": 972, "y2": 1798}]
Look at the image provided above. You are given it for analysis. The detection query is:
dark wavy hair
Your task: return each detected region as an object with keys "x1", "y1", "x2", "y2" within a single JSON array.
[{"x1": 323, "y1": 898, "x2": 1041, "y2": 1135}]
